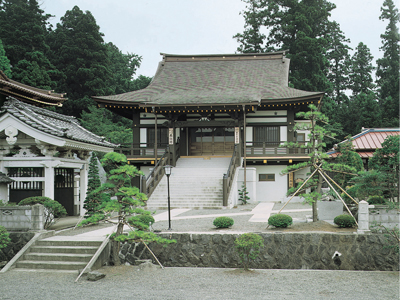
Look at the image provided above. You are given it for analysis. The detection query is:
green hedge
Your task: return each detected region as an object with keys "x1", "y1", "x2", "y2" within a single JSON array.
[
  {"x1": 334, "y1": 214, "x2": 356, "y2": 228},
  {"x1": 213, "y1": 216, "x2": 234, "y2": 228}
]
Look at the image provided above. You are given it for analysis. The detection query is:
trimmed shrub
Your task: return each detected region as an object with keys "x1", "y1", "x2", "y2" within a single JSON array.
[
  {"x1": 235, "y1": 233, "x2": 264, "y2": 271},
  {"x1": 0, "y1": 226, "x2": 10, "y2": 250},
  {"x1": 18, "y1": 196, "x2": 67, "y2": 229},
  {"x1": 334, "y1": 214, "x2": 356, "y2": 228},
  {"x1": 268, "y1": 214, "x2": 293, "y2": 228},
  {"x1": 213, "y1": 216, "x2": 234, "y2": 228},
  {"x1": 367, "y1": 195, "x2": 385, "y2": 205}
]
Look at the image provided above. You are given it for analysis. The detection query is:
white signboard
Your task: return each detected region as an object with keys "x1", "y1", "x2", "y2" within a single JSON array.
[
  {"x1": 235, "y1": 127, "x2": 240, "y2": 144},
  {"x1": 169, "y1": 128, "x2": 174, "y2": 145}
]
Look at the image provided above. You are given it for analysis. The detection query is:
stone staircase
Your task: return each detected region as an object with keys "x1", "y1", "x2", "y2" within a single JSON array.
[
  {"x1": 146, "y1": 157, "x2": 230, "y2": 209},
  {"x1": 14, "y1": 239, "x2": 102, "y2": 273}
]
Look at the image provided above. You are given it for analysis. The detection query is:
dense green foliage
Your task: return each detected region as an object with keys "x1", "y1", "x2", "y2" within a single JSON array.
[
  {"x1": 83, "y1": 152, "x2": 102, "y2": 218},
  {"x1": 367, "y1": 196, "x2": 386, "y2": 205},
  {"x1": 0, "y1": 38, "x2": 11, "y2": 77},
  {"x1": 368, "y1": 135, "x2": 399, "y2": 202},
  {"x1": 18, "y1": 196, "x2": 67, "y2": 228},
  {"x1": 213, "y1": 216, "x2": 234, "y2": 228},
  {"x1": 0, "y1": 225, "x2": 11, "y2": 250},
  {"x1": 268, "y1": 214, "x2": 293, "y2": 228},
  {"x1": 79, "y1": 152, "x2": 174, "y2": 265},
  {"x1": 333, "y1": 214, "x2": 356, "y2": 228},
  {"x1": 235, "y1": 0, "x2": 400, "y2": 141},
  {"x1": 234, "y1": 233, "x2": 263, "y2": 271}
]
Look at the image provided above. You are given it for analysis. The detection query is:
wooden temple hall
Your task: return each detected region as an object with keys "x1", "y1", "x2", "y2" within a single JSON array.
[{"x1": 94, "y1": 52, "x2": 324, "y2": 208}]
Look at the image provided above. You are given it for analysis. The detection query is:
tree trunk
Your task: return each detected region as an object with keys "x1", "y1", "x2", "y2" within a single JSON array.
[
  {"x1": 111, "y1": 221, "x2": 124, "y2": 266},
  {"x1": 313, "y1": 173, "x2": 323, "y2": 222}
]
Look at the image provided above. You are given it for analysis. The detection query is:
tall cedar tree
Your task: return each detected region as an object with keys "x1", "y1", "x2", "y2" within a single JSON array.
[
  {"x1": 0, "y1": 0, "x2": 58, "y2": 89},
  {"x1": 80, "y1": 152, "x2": 175, "y2": 265},
  {"x1": 235, "y1": 0, "x2": 336, "y2": 93},
  {"x1": 47, "y1": 6, "x2": 113, "y2": 117},
  {"x1": 343, "y1": 42, "x2": 380, "y2": 135},
  {"x1": 83, "y1": 152, "x2": 101, "y2": 218},
  {"x1": 376, "y1": 0, "x2": 400, "y2": 126}
]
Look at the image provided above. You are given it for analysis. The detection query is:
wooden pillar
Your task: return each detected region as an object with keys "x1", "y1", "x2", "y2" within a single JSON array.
[
  {"x1": 242, "y1": 105, "x2": 247, "y2": 189},
  {"x1": 287, "y1": 109, "x2": 295, "y2": 142},
  {"x1": 132, "y1": 110, "x2": 140, "y2": 155},
  {"x1": 153, "y1": 107, "x2": 158, "y2": 164}
]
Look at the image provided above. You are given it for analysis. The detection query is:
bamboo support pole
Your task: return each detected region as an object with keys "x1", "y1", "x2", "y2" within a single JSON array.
[
  {"x1": 277, "y1": 164, "x2": 322, "y2": 214},
  {"x1": 317, "y1": 169, "x2": 358, "y2": 227},
  {"x1": 321, "y1": 169, "x2": 359, "y2": 205}
]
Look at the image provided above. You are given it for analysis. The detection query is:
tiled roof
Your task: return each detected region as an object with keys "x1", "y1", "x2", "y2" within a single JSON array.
[
  {"x1": 0, "y1": 172, "x2": 14, "y2": 183},
  {"x1": 0, "y1": 70, "x2": 66, "y2": 106},
  {"x1": 0, "y1": 97, "x2": 117, "y2": 148},
  {"x1": 94, "y1": 52, "x2": 324, "y2": 106},
  {"x1": 328, "y1": 128, "x2": 400, "y2": 158}
]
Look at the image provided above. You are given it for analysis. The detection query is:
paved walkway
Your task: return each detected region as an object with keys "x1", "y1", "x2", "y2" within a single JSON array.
[{"x1": 45, "y1": 203, "x2": 313, "y2": 241}]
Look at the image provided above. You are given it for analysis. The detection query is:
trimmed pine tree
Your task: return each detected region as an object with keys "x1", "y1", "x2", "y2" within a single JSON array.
[{"x1": 83, "y1": 152, "x2": 101, "y2": 218}]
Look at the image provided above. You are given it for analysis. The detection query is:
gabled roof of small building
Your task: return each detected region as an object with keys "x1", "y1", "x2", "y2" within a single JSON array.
[
  {"x1": 93, "y1": 52, "x2": 324, "y2": 107},
  {"x1": 0, "y1": 172, "x2": 14, "y2": 183},
  {"x1": 0, "y1": 70, "x2": 66, "y2": 107},
  {"x1": 0, "y1": 97, "x2": 117, "y2": 149},
  {"x1": 328, "y1": 128, "x2": 400, "y2": 158}
]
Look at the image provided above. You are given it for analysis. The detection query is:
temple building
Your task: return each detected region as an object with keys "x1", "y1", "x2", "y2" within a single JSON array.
[
  {"x1": 0, "y1": 71, "x2": 116, "y2": 215},
  {"x1": 93, "y1": 52, "x2": 325, "y2": 208}
]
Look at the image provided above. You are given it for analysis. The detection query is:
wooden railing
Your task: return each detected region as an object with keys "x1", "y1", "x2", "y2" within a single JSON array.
[
  {"x1": 245, "y1": 142, "x2": 309, "y2": 157},
  {"x1": 115, "y1": 143, "x2": 169, "y2": 158},
  {"x1": 141, "y1": 148, "x2": 170, "y2": 198},
  {"x1": 140, "y1": 139, "x2": 180, "y2": 198},
  {"x1": 223, "y1": 145, "x2": 241, "y2": 206}
]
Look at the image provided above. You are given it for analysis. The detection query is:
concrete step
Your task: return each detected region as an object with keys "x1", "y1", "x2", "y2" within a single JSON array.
[
  {"x1": 16, "y1": 260, "x2": 87, "y2": 270},
  {"x1": 29, "y1": 245, "x2": 98, "y2": 254}
]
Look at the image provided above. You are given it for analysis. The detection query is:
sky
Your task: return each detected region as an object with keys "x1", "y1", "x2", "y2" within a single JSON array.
[{"x1": 41, "y1": 0, "x2": 389, "y2": 79}]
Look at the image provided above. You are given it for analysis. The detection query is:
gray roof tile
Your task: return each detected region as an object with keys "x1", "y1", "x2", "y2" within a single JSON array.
[
  {"x1": 1, "y1": 98, "x2": 117, "y2": 148},
  {"x1": 94, "y1": 52, "x2": 323, "y2": 106}
]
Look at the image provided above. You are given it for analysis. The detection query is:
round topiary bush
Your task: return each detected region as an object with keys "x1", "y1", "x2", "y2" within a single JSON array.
[
  {"x1": 213, "y1": 216, "x2": 234, "y2": 228},
  {"x1": 268, "y1": 214, "x2": 293, "y2": 228},
  {"x1": 367, "y1": 195, "x2": 385, "y2": 205},
  {"x1": 18, "y1": 196, "x2": 67, "y2": 229},
  {"x1": 334, "y1": 214, "x2": 356, "y2": 228}
]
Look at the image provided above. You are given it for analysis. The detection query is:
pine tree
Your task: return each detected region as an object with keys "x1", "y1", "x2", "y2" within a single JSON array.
[
  {"x1": 281, "y1": 105, "x2": 358, "y2": 221},
  {"x1": 376, "y1": 0, "x2": 400, "y2": 126},
  {"x1": 79, "y1": 152, "x2": 175, "y2": 265}
]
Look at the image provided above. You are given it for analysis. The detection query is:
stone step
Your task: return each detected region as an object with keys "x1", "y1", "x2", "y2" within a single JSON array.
[
  {"x1": 30, "y1": 245, "x2": 98, "y2": 254},
  {"x1": 16, "y1": 260, "x2": 87, "y2": 270},
  {"x1": 24, "y1": 252, "x2": 92, "y2": 262},
  {"x1": 36, "y1": 240, "x2": 102, "y2": 247}
]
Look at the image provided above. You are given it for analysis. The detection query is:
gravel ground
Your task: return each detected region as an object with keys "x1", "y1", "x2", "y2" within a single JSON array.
[{"x1": 0, "y1": 266, "x2": 398, "y2": 300}]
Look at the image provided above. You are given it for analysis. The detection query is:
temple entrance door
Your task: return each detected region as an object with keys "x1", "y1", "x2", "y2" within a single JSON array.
[
  {"x1": 189, "y1": 127, "x2": 234, "y2": 156},
  {"x1": 54, "y1": 168, "x2": 74, "y2": 216}
]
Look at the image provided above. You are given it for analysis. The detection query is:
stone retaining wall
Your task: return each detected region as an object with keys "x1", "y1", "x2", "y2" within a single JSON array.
[
  {"x1": 0, "y1": 232, "x2": 34, "y2": 262},
  {"x1": 120, "y1": 232, "x2": 399, "y2": 271}
]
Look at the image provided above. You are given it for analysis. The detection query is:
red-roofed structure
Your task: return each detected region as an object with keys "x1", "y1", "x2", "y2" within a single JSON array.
[{"x1": 328, "y1": 128, "x2": 400, "y2": 163}]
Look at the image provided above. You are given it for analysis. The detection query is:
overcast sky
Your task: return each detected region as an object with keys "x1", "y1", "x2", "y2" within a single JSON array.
[{"x1": 41, "y1": 0, "x2": 388, "y2": 79}]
